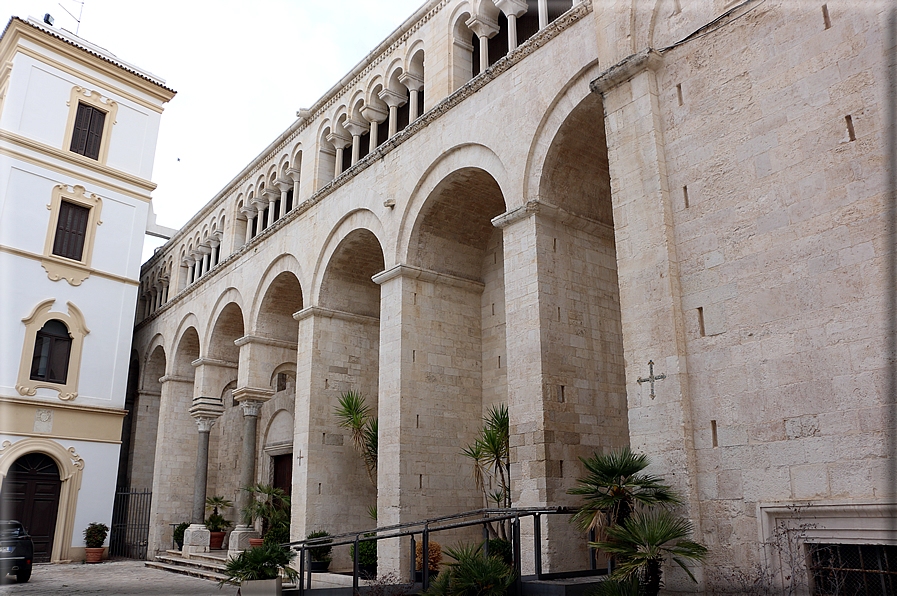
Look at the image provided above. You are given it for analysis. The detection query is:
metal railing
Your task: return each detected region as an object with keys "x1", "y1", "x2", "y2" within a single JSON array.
[
  {"x1": 287, "y1": 507, "x2": 607, "y2": 595},
  {"x1": 109, "y1": 487, "x2": 152, "y2": 559}
]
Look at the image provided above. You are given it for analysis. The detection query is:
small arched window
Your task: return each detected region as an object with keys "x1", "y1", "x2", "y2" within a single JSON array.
[{"x1": 30, "y1": 320, "x2": 72, "y2": 384}]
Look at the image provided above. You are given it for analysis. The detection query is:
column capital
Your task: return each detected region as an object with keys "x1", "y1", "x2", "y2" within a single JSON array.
[
  {"x1": 466, "y1": 14, "x2": 500, "y2": 38},
  {"x1": 378, "y1": 88, "x2": 407, "y2": 108},
  {"x1": 342, "y1": 118, "x2": 368, "y2": 137},
  {"x1": 193, "y1": 415, "x2": 218, "y2": 433},
  {"x1": 494, "y1": 0, "x2": 528, "y2": 18},
  {"x1": 361, "y1": 104, "x2": 388, "y2": 124},
  {"x1": 399, "y1": 71, "x2": 424, "y2": 92},
  {"x1": 249, "y1": 195, "x2": 270, "y2": 209},
  {"x1": 240, "y1": 205, "x2": 258, "y2": 216},
  {"x1": 239, "y1": 400, "x2": 264, "y2": 417},
  {"x1": 326, "y1": 131, "x2": 352, "y2": 149},
  {"x1": 274, "y1": 178, "x2": 293, "y2": 192},
  {"x1": 262, "y1": 187, "x2": 280, "y2": 202},
  {"x1": 286, "y1": 167, "x2": 302, "y2": 181}
]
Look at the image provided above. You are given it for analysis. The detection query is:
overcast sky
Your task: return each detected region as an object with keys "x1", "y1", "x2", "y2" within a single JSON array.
[{"x1": 6, "y1": 0, "x2": 426, "y2": 259}]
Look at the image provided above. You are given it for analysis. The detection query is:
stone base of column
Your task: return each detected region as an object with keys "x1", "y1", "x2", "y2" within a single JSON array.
[
  {"x1": 227, "y1": 525, "x2": 261, "y2": 560},
  {"x1": 182, "y1": 524, "x2": 211, "y2": 557}
]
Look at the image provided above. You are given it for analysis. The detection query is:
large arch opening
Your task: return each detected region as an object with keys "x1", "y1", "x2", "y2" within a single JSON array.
[
  {"x1": 128, "y1": 344, "x2": 166, "y2": 492},
  {"x1": 205, "y1": 303, "x2": 244, "y2": 507},
  {"x1": 147, "y1": 325, "x2": 200, "y2": 556}
]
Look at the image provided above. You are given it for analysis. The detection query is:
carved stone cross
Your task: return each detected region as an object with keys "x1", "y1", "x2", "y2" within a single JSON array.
[{"x1": 637, "y1": 360, "x2": 666, "y2": 399}]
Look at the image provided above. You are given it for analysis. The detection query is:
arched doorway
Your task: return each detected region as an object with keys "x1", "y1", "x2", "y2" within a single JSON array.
[{"x1": 0, "y1": 453, "x2": 61, "y2": 562}]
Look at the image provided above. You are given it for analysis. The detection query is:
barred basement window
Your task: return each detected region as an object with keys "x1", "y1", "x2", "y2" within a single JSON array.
[
  {"x1": 52, "y1": 200, "x2": 90, "y2": 261},
  {"x1": 810, "y1": 543, "x2": 897, "y2": 595},
  {"x1": 69, "y1": 102, "x2": 106, "y2": 160},
  {"x1": 29, "y1": 320, "x2": 72, "y2": 384}
]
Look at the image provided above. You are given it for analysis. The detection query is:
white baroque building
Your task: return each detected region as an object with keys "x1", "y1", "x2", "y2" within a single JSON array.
[
  {"x1": 0, "y1": 16, "x2": 174, "y2": 562},
  {"x1": 129, "y1": 0, "x2": 892, "y2": 591}
]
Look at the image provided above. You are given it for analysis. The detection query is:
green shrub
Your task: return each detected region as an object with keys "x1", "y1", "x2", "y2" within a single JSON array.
[
  {"x1": 205, "y1": 513, "x2": 232, "y2": 532},
  {"x1": 173, "y1": 522, "x2": 190, "y2": 544},
  {"x1": 83, "y1": 522, "x2": 109, "y2": 548},
  {"x1": 264, "y1": 522, "x2": 291, "y2": 546},
  {"x1": 351, "y1": 533, "x2": 377, "y2": 566},
  {"x1": 306, "y1": 530, "x2": 333, "y2": 561}
]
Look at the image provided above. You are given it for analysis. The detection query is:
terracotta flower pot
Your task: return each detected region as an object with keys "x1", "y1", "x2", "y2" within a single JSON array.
[
  {"x1": 248, "y1": 538, "x2": 265, "y2": 548},
  {"x1": 209, "y1": 531, "x2": 226, "y2": 550},
  {"x1": 85, "y1": 547, "x2": 104, "y2": 563}
]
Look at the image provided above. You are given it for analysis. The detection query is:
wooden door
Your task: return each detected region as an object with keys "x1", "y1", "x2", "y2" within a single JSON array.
[
  {"x1": 0, "y1": 453, "x2": 61, "y2": 562},
  {"x1": 272, "y1": 453, "x2": 292, "y2": 497}
]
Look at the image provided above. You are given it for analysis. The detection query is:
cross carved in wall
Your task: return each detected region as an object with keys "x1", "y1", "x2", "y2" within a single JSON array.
[{"x1": 637, "y1": 360, "x2": 666, "y2": 399}]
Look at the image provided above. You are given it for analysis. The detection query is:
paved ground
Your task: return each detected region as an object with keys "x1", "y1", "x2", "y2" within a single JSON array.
[{"x1": 0, "y1": 559, "x2": 239, "y2": 595}]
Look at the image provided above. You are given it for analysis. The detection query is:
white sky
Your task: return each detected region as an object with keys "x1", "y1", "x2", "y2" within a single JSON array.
[{"x1": 5, "y1": 0, "x2": 426, "y2": 260}]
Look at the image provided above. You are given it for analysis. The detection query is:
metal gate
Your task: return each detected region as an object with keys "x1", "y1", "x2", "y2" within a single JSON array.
[{"x1": 109, "y1": 488, "x2": 152, "y2": 559}]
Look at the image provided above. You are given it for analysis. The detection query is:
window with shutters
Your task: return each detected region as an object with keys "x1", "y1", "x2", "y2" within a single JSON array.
[
  {"x1": 29, "y1": 320, "x2": 72, "y2": 384},
  {"x1": 41, "y1": 184, "x2": 103, "y2": 285},
  {"x1": 63, "y1": 87, "x2": 117, "y2": 165},
  {"x1": 69, "y1": 103, "x2": 106, "y2": 160},
  {"x1": 52, "y1": 200, "x2": 90, "y2": 261},
  {"x1": 16, "y1": 300, "x2": 89, "y2": 401}
]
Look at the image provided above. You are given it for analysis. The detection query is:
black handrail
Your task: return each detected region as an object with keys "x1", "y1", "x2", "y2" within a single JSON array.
[{"x1": 288, "y1": 506, "x2": 603, "y2": 595}]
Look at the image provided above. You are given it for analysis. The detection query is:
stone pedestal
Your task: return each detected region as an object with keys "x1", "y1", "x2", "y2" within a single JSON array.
[
  {"x1": 227, "y1": 525, "x2": 261, "y2": 560},
  {"x1": 182, "y1": 524, "x2": 211, "y2": 556}
]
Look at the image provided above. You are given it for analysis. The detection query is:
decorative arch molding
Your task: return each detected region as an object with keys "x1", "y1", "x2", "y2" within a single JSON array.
[
  {"x1": 249, "y1": 254, "x2": 305, "y2": 332},
  {"x1": 0, "y1": 438, "x2": 84, "y2": 563},
  {"x1": 396, "y1": 142, "x2": 509, "y2": 263},
  {"x1": 203, "y1": 287, "x2": 247, "y2": 350},
  {"x1": 523, "y1": 58, "x2": 602, "y2": 202},
  {"x1": 16, "y1": 300, "x2": 90, "y2": 401},
  {"x1": 311, "y1": 209, "x2": 387, "y2": 304},
  {"x1": 171, "y1": 313, "x2": 202, "y2": 377}
]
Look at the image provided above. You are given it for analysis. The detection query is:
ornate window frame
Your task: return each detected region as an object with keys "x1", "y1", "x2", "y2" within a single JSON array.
[
  {"x1": 0, "y1": 438, "x2": 84, "y2": 563},
  {"x1": 62, "y1": 86, "x2": 117, "y2": 165},
  {"x1": 41, "y1": 184, "x2": 103, "y2": 286},
  {"x1": 16, "y1": 300, "x2": 90, "y2": 401}
]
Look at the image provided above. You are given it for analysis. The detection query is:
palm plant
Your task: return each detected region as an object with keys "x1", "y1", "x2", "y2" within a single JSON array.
[
  {"x1": 334, "y1": 390, "x2": 378, "y2": 487},
  {"x1": 591, "y1": 509, "x2": 707, "y2": 596},
  {"x1": 205, "y1": 495, "x2": 233, "y2": 516},
  {"x1": 220, "y1": 543, "x2": 299, "y2": 585},
  {"x1": 462, "y1": 405, "x2": 510, "y2": 539},
  {"x1": 424, "y1": 543, "x2": 516, "y2": 596},
  {"x1": 241, "y1": 483, "x2": 290, "y2": 537},
  {"x1": 567, "y1": 446, "x2": 680, "y2": 535}
]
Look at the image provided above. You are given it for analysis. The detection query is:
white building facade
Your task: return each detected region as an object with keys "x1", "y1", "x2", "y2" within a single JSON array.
[{"x1": 0, "y1": 16, "x2": 174, "y2": 563}]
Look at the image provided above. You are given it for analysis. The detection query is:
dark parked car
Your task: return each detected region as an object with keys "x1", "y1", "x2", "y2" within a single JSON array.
[{"x1": 0, "y1": 521, "x2": 33, "y2": 583}]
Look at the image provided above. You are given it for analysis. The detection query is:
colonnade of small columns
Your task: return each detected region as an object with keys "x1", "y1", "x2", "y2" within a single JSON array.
[
  {"x1": 140, "y1": 273, "x2": 170, "y2": 320},
  {"x1": 241, "y1": 170, "x2": 300, "y2": 245}
]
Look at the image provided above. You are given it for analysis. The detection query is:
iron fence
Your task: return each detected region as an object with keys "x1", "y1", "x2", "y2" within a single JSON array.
[{"x1": 109, "y1": 487, "x2": 152, "y2": 559}]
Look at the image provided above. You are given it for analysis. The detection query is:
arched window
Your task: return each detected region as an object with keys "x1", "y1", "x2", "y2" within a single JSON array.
[{"x1": 29, "y1": 320, "x2": 72, "y2": 384}]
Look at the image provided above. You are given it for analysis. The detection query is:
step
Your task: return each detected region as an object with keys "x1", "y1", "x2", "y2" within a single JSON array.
[
  {"x1": 145, "y1": 560, "x2": 230, "y2": 583},
  {"x1": 155, "y1": 554, "x2": 227, "y2": 573}
]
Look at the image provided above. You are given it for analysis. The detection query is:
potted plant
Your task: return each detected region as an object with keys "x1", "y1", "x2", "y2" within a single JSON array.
[
  {"x1": 306, "y1": 530, "x2": 332, "y2": 572},
  {"x1": 415, "y1": 538, "x2": 442, "y2": 582},
  {"x1": 83, "y1": 522, "x2": 108, "y2": 563},
  {"x1": 173, "y1": 522, "x2": 190, "y2": 550},
  {"x1": 220, "y1": 543, "x2": 299, "y2": 596},
  {"x1": 242, "y1": 484, "x2": 290, "y2": 547},
  {"x1": 350, "y1": 533, "x2": 377, "y2": 579},
  {"x1": 205, "y1": 495, "x2": 234, "y2": 550}
]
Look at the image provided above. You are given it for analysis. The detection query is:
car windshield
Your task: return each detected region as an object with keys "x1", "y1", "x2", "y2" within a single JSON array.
[{"x1": 0, "y1": 521, "x2": 24, "y2": 537}]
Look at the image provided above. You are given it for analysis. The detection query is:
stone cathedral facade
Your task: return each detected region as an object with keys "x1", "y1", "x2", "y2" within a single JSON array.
[{"x1": 128, "y1": 0, "x2": 892, "y2": 589}]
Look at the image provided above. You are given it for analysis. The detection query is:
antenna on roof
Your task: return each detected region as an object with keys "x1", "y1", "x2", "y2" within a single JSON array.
[
  {"x1": 57, "y1": 0, "x2": 85, "y2": 35},
  {"x1": 43, "y1": 14, "x2": 54, "y2": 25}
]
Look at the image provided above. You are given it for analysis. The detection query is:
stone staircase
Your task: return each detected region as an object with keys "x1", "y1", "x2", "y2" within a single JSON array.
[{"x1": 145, "y1": 550, "x2": 231, "y2": 583}]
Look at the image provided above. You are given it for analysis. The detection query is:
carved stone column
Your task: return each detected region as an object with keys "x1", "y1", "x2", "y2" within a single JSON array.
[
  {"x1": 362, "y1": 105, "x2": 387, "y2": 151},
  {"x1": 495, "y1": 0, "x2": 527, "y2": 50},
  {"x1": 327, "y1": 131, "x2": 352, "y2": 177},
  {"x1": 227, "y1": 389, "x2": 271, "y2": 559},
  {"x1": 466, "y1": 16, "x2": 499, "y2": 73},
  {"x1": 182, "y1": 396, "x2": 224, "y2": 557},
  {"x1": 240, "y1": 205, "x2": 257, "y2": 243},
  {"x1": 343, "y1": 119, "x2": 368, "y2": 166},
  {"x1": 399, "y1": 72, "x2": 423, "y2": 121},
  {"x1": 263, "y1": 187, "x2": 280, "y2": 225},
  {"x1": 379, "y1": 89, "x2": 407, "y2": 138}
]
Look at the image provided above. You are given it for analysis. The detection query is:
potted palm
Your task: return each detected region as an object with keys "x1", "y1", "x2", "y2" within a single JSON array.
[
  {"x1": 242, "y1": 484, "x2": 290, "y2": 547},
  {"x1": 83, "y1": 522, "x2": 108, "y2": 563},
  {"x1": 205, "y1": 496, "x2": 233, "y2": 550},
  {"x1": 221, "y1": 543, "x2": 299, "y2": 596},
  {"x1": 306, "y1": 530, "x2": 333, "y2": 572}
]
